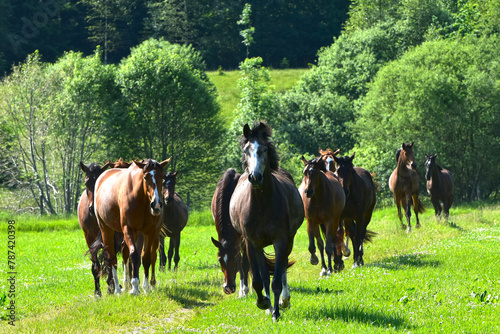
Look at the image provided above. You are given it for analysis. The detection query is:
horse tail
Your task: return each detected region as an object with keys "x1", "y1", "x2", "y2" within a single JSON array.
[
  {"x1": 263, "y1": 251, "x2": 295, "y2": 276},
  {"x1": 213, "y1": 168, "x2": 241, "y2": 236},
  {"x1": 416, "y1": 198, "x2": 426, "y2": 213},
  {"x1": 363, "y1": 230, "x2": 378, "y2": 243},
  {"x1": 87, "y1": 230, "x2": 108, "y2": 278}
]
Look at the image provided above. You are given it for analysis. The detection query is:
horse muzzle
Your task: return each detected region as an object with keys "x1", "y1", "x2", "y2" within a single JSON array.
[
  {"x1": 150, "y1": 201, "x2": 162, "y2": 216},
  {"x1": 223, "y1": 282, "x2": 236, "y2": 295},
  {"x1": 248, "y1": 172, "x2": 263, "y2": 188}
]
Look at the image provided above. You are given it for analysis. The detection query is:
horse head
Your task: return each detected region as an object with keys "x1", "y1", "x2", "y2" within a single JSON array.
[
  {"x1": 80, "y1": 161, "x2": 110, "y2": 216},
  {"x1": 211, "y1": 237, "x2": 241, "y2": 295},
  {"x1": 163, "y1": 171, "x2": 178, "y2": 205},
  {"x1": 134, "y1": 158, "x2": 171, "y2": 216},
  {"x1": 334, "y1": 153, "x2": 355, "y2": 198},
  {"x1": 424, "y1": 154, "x2": 437, "y2": 181},
  {"x1": 399, "y1": 142, "x2": 417, "y2": 170},
  {"x1": 241, "y1": 122, "x2": 279, "y2": 188},
  {"x1": 301, "y1": 156, "x2": 323, "y2": 198},
  {"x1": 319, "y1": 148, "x2": 340, "y2": 172},
  {"x1": 109, "y1": 157, "x2": 132, "y2": 169}
]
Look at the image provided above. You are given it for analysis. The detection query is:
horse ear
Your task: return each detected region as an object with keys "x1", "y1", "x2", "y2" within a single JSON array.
[
  {"x1": 410, "y1": 142, "x2": 414, "y2": 147},
  {"x1": 243, "y1": 124, "x2": 251, "y2": 139},
  {"x1": 134, "y1": 160, "x2": 146, "y2": 169},
  {"x1": 350, "y1": 152, "x2": 356, "y2": 161},
  {"x1": 160, "y1": 157, "x2": 171, "y2": 168},
  {"x1": 319, "y1": 148, "x2": 325, "y2": 155},
  {"x1": 211, "y1": 237, "x2": 222, "y2": 248},
  {"x1": 433, "y1": 153, "x2": 437, "y2": 159},
  {"x1": 333, "y1": 148, "x2": 340, "y2": 156},
  {"x1": 401, "y1": 143, "x2": 405, "y2": 149},
  {"x1": 80, "y1": 161, "x2": 90, "y2": 174},
  {"x1": 101, "y1": 161, "x2": 111, "y2": 171},
  {"x1": 301, "y1": 156, "x2": 307, "y2": 165},
  {"x1": 173, "y1": 171, "x2": 179, "y2": 177}
]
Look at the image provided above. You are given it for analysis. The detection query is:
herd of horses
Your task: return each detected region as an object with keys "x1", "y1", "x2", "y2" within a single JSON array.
[{"x1": 79, "y1": 122, "x2": 454, "y2": 322}]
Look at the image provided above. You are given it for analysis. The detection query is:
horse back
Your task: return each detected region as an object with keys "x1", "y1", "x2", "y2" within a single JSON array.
[
  {"x1": 213, "y1": 168, "x2": 241, "y2": 239},
  {"x1": 274, "y1": 170, "x2": 304, "y2": 234},
  {"x1": 162, "y1": 192, "x2": 188, "y2": 237},
  {"x1": 77, "y1": 191, "x2": 99, "y2": 248}
]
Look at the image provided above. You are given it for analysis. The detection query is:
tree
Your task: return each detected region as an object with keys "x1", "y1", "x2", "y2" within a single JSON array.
[
  {"x1": 1, "y1": 52, "x2": 57, "y2": 214},
  {"x1": 237, "y1": 3, "x2": 254, "y2": 59},
  {"x1": 354, "y1": 36, "x2": 500, "y2": 200},
  {"x1": 115, "y1": 38, "x2": 223, "y2": 208}
]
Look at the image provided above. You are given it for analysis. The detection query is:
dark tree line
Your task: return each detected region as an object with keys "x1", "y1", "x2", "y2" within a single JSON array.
[{"x1": 0, "y1": 0, "x2": 350, "y2": 74}]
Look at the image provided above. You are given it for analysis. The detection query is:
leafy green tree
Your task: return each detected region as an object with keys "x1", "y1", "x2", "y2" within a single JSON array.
[
  {"x1": 48, "y1": 50, "x2": 117, "y2": 213},
  {"x1": 115, "y1": 38, "x2": 223, "y2": 208},
  {"x1": 354, "y1": 36, "x2": 500, "y2": 200},
  {"x1": 237, "y1": 3, "x2": 254, "y2": 58}
]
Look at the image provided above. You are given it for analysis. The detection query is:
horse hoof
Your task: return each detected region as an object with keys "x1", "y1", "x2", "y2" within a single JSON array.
[
  {"x1": 280, "y1": 298, "x2": 290, "y2": 309},
  {"x1": 343, "y1": 248, "x2": 351, "y2": 258},
  {"x1": 320, "y1": 268, "x2": 328, "y2": 277},
  {"x1": 416, "y1": 223, "x2": 421, "y2": 229},
  {"x1": 272, "y1": 313, "x2": 280, "y2": 323},
  {"x1": 310, "y1": 254, "x2": 319, "y2": 265},
  {"x1": 257, "y1": 296, "x2": 271, "y2": 310}
]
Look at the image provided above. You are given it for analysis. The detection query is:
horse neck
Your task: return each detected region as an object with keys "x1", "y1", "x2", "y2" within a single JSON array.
[
  {"x1": 430, "y1": 165, "x2": 441, "y2": 185},
  {"x1": 396, "y1": 155, "x2": 411, "y2": 176}
]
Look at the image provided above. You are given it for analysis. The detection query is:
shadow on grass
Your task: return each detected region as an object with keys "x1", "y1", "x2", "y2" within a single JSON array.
[
  {"x1": 158, "y1": 278, "x2": 219, "y2": 309},
  {"x1": 299, "y1": 305, "x2": 413, "y2": 330},
  {"x1": 368, "y1": 253, "x2": 441, "y2": 270},
  {"x1": 291, "y1": 286, "x2": 345, "y2": 296}
]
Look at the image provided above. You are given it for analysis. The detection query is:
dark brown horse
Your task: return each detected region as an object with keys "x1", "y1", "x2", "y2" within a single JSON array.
[
  {"x1": 425, "y1": 154, "x2": 454, "y2": 217},
  {"x1": 333, "y1": 153, "x2": 377, "y2": 267},
  {"x1": 389, "y1": 143, "x2": 425, "y2": 232},
  {"x1": 93, "y1": 158, "x2": 170, "y2": 295},
  {"x1": 159, "y1": 171, "x2": 189, "y2": 270},
  {"x1": 78, "y1": 161, "x2": 110, "y2": 297},
  {"x1": 230, "y1": 122, "x2": 304, "y2": 322},
  {"x1": 318, "y1": 148, "x2": 351, "y2": 257},
  {"x1": 300, "y1": 156, "x2": 345, "y2": 276},
  {"x1": 211, "y1": 168, "x2": 250, "y2": 297}
]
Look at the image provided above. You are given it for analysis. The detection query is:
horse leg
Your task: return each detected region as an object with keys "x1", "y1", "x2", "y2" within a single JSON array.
[
  {"x1": 89, "y1": 244, "x2": 102, "y2": 297},
  {"x1": 167, "y1": 236, "x2": 175, "y2": 270},
  {"x1": 271, "y1": 237, "x2": 288, "y2": 322},
  {"x1": 101, "y1": 225, "x2": 121, "y2": 295},
  {"x1": 279, "y1": 235, "x2": 295, "y2": 310},
  {"x1": 159, "y1": 234, "x2": 166, "y2": 271},
  {"x1": 412, "y1": 193, "x2": 421, "y2": 229},
  {"x1": 142, "y1": 234, "x2": 158, "y2": 294},
  {"x1": 173, "y1": 233, "x2": 181, "y2": 270},
  {"x1": 246, "y1": 242, "x2": 271, "y2": 311},
  {"x1": 122, "y1": 225, "x2": 141, "y2": 295},
  {"x1": 341, "y1": 220, "x2": 351, "y2": 258},
  {"x1": 239, "y1": 246, "x2": 250, "y2": 298},
  {"x1": 307, "y1": 220, "x2": 319, "y2": 265},
  {"x1": 353, "y1": 219, "x2": 367, "y2": 267},
  {"x1": 395, "y1": 195, "x2": 405, "y2": 229},
  {"x1": 405, "y1": 195, "x2": 413, "y2": 233},
  {"x1": 121, "y1": 240, "x2": 131, "y2": 291}
]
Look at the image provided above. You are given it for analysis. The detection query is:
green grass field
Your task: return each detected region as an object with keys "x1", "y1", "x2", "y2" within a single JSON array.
[
  {"x1": 0, "y1": 204, "x2": 499, "y2": 333},
  {"x1": 207, "y1": 68, "x2": 308, "y2": 125}
]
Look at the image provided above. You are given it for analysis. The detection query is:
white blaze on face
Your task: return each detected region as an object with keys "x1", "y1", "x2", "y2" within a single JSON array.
[
  {"x1": 223, "y1": 254, "x2": 228, "y2": 266},
  {"x1": 248, "y1": 141, "x2": 260, "y2": 176},
  {"x1": 326, "y1": 157, "x2": 333, "y2": 172},
  {"x1": 150, "y1": 170, "x2": 161, "y2": 211}
]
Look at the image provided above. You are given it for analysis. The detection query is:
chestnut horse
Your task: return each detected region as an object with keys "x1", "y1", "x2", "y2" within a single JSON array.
[
  {"x1": 389, "y1": 143, "x2": 425, "y2": 232},
  {"x1": 230, "y1": 122, "x2": 304, "y2": 322},
  {"x1": 300, "y1": 156, "x2": 345, "y2": 276},
  {"x1": 159, "y1": 171, "x2": 189, "y2": 270},
  {"x1": 78, "y1": 161, "x2": 110, "y2": 296},
  {"x1": 333, "y1": 153, "x2": 377, "y2": 267},
  {"x1": 211, "y1": 168, "x2": 250, "y2": 297},
  {"x1": 93, "y1": 158, "x2": 170, "y2": 295},
  {"x1": 425, "y1": 154, "x2": 454, "y2": 217}
]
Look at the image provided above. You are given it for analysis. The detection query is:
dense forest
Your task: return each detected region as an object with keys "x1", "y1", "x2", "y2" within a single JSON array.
[
  {"x1": 1, "y1": 0, "x2": 500, "y2": 214},
  {"x1": 0, "y1": 0, "x2": 350, "y2": 73}
]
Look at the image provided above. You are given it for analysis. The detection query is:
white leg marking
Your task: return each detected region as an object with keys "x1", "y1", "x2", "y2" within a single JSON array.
[
  {"x1": 320, "y1": 267, "x2": 328, "y2": 277},
  {"x1": 123, "y1": 262, "x2": 131, "y2": 291},
  {"x1": 280, "y1": 272, "x2": 290, "y2": 309},
  {"x1": 239, "y1": 278, "x2": 249, "y2": 298},
  {"x1": 130, "y1": 277, "x2": 140, "y2": 295},
  {"x1": 142, "y1": 274, "x2": 150, "y2": 294},
  {"x1": 112, "y1": 266, "x2": 122, "y2": 294}
]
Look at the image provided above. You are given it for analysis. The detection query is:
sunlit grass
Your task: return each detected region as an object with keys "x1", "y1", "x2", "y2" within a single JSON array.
[{"x1": 0, "y1": 204, "x2": 499, "y2": 333}]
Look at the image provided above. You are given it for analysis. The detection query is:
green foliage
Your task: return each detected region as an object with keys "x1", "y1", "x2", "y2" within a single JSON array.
[
  {"x1": 237, "y1": 3, "x2": 255, "y2": 58},
  {"x1": 355, "y1": 36, "x2": 500, "y2": 200},
  {"x1": 114, "y1": 38, "x2": 223, "y2": 209}
]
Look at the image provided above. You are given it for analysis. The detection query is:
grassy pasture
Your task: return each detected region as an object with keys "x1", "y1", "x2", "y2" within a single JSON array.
[
  {"x1": 207, "y1": 68, "x2": 309, "y2": 125},
  {"x1": 0, "y1": 204, "x2": 499, "y2": 333}
]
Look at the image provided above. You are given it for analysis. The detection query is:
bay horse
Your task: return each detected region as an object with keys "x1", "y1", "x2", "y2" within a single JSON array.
[
  {"x1": 333, "y1": 153, "x2": 377, "y2": 267},
  {"x1": 318, "y1": 148, "x2": 351, "y2": 258},
  {"x1": 211, "y1": 168, "x2": 250, "y2": 297},
  {"x1": 159, "y1": 171, "x2": 189, "y2": 271},
  {"x1": 78, "y1": 161, "x2": 110, "y2": 296},
  {"x1": 230, "y1": 122, "x2": 304, "y2": 322},
  {"x1": 93, "y1": 158, "x2": 170, "y2": 295},
  {"x1": 389, "y1": 143, "x2": 425, "y2": 232},
  {"x1": 425, "y1": 154, "x2": 454, "y2": 217},
  {"x1": 299, "y1": 156, "x2": 345, "y2": 276}
]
